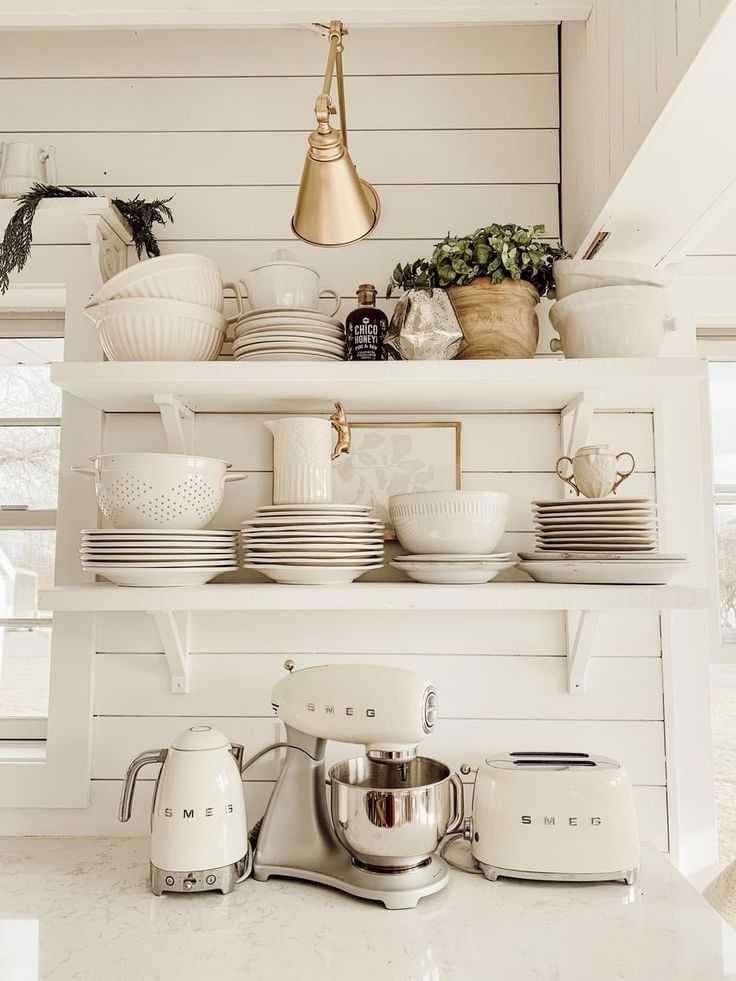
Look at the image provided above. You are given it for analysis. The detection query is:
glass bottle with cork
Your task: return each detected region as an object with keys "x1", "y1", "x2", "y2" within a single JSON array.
[{"x1": 345, "y1": 283, "x2": 388, "y2": 361}]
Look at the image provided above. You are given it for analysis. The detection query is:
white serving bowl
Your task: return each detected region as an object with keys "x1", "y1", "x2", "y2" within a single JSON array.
[
  {"x1": 552, "y1": 259, "x2": 671, "y2": 300},
  {"x1": 84, "y1": 296, "x2": 227, "y2": 361},
  {"x1": 72, "y1": 452, "x2": 246, "y2": 529},
  {"x1": 548, "y1": 285, "x2": 676, "y2": 358},
  {"x1": 89, "y1": 254, "x2": 225, "y2": 311},
  {"x1": 389, "y1": 491, "x2": 510, "y2": 555}
]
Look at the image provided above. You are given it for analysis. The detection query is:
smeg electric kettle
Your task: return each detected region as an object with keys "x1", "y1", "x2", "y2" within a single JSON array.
[{"x1": 119, "y1": 725, "x2": 250, "y2": 896}]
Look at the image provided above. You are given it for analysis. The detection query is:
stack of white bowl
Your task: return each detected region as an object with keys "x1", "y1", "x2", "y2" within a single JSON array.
[
  {"x1": 229, "y1": 251, "x2": 346, "y2": 361},
  {"x1": 241, "y1": 504, "x2": 384, "y2": 584},
  {"x1": 83, "y1": 254, "x2": 232, "y2": 361},
  {"x1": 548, "y1": 260, "x2": 674, "y2": 358},
  {"x1": 388, "y1": 490, "x2": 517, "y2": 584},
  {"x1": 73, "y1": 452, "x2": 245, "y2": 586}
]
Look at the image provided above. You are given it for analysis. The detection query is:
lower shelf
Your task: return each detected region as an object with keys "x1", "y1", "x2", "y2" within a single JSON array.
[{"x1": 40, "y1": 581, "x2": 707, "y2": 613}]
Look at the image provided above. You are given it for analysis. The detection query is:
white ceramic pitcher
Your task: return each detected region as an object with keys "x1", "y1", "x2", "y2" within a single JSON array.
[
  {"x1": 0, "y1": 142, "x2": 56, "y2": 197},
  {"x1": 266, "y1": 402, "x2": 351, "y2": 504}
]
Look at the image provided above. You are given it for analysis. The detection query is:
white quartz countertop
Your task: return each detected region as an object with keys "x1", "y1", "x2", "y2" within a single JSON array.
[{"x1": 0, "y1": 838, "x2": 734, "y2": 981}]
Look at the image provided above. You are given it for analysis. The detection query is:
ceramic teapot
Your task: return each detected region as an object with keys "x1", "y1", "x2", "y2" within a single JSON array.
[
  {"x1": 556, "y1": 444, "x2": 635, "y2": 498},
  {"x1": 239, "y1": 249, "x2": 340, "y2": 314},
  {"x1": 0, "y1": 142, "x2": 56, "y2": 198},
  {"x1": 265, "y1": 402, "x2": 351, "y2": 504}
]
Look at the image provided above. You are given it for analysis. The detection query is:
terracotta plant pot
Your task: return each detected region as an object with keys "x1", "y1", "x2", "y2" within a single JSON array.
[{"x1": 447, "y1": 277, "x2": 540, "y2": 359}]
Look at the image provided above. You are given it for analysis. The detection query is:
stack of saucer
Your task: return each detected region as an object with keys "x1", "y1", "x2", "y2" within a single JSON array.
[
  {"x1": 518, "y1": 497, "x2": 688, "y2": 583},
  {"x1": 81, "y1": 528, "x2": 239, "y2": 586},
  {"x1": 232, "y1": 308, "x2": 346, "y2": 361},
  {"x1": 530, "y1": 497, "x2": 659, "y2": 552},
  {"x1": 390, "y1": 552, "x2": 516, "y2": 584},
  {"x1": 242, "y1": 505, "x2": 384, "y2": 584}
]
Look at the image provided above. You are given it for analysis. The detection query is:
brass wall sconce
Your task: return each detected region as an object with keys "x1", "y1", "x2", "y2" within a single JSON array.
[{"x1": 292, "y1": 20, "x2": 381, "y2": 247}]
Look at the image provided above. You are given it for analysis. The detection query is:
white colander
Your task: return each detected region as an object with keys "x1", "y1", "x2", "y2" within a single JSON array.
[{"x1": 73, "y1": 453, "x2": 246, "y2": 529}]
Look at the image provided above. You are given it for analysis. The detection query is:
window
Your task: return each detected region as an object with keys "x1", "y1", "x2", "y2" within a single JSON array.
[
  {"x1": 699, "y1": 333, "x2": 736, "y2": 866},
  {"x1": 0, "y1": 337, "x2": 64, "y2": 743}
]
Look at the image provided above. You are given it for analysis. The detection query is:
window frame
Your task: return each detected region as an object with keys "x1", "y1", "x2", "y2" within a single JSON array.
[{"x1": 0, "y1": 337, "x2": 63, "y2": 742}]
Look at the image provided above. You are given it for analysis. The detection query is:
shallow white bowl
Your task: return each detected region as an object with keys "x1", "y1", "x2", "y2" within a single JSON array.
[
  {"x1": 390, "y1": 559, "x2": 515, "y2": 584},
  {"x1": 84, "y1": 296, "x2": 227, "y2": 361},
  {"x1": 389, "y1": 490, "x2": 510, "y2": 554},
  {"x1": 549, "y1": 285, "x2": 675, "y2": 358},
  {"x1": 552, "y1": 259, "x2": 671, "y2": 300},
  {"x1": 90, "y1": 254, "x2": 224, "y2": 311}
]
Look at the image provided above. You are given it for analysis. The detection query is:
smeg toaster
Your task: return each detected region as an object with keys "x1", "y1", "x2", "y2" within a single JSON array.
[{"x1": 464, "y1": 751, "x2": 639, "y2": 884}]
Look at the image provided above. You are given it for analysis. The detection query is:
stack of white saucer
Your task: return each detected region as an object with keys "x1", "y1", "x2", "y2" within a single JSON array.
[
  {"x1": 81, "y1": 528, "x2": 239, "y2": 586},
  {"x1": 242, "y1": 505, "x2": 384, "y2": 584},
  {"x1": 518, "y1": 497, "x2": 688, "y2": 584},
  {"x1": 390, "y1": 552, "x2": 516, "y2": 584},
  {"x1": 232, "y1": 308, "x2": 346, "y2": 361}
]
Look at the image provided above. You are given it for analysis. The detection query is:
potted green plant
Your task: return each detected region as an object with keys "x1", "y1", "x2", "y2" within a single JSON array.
[{"x1": 387, "y1": 224, "x2": 568, "y2": 359}]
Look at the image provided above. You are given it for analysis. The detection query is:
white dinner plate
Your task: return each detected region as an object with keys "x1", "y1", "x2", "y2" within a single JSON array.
[
  {"x1": 247, "y1": 541, "x2": 382, "y2": 552},
  {"x1": 235, "y1": 323, "x2": 345, "y2": 342},
  {"x1": 234, "y1": 351, "x2": 344, "y2": 362},
  {"x1": 535, "y1": 543, "x2": 658, "y2": 552},
  {"x1": 534, "y1": 516, "x2": 657, "y2": 526},
  {"x1": 245, "y1": 564, "x2": 381, "y2": 585},
  {"x1": 82, "y1": 549, "x2": 237, "y2": 558},
  {"x1": 519, "y1": 560, "x2": 688, "y2": 585},
  {"x1": 390, "y1": 560, "x2": 516, "y2": 584},
  {"x1": 245, "y1": 555, "x2": 382, "y2": 566},
  {"x1": 89, "y1": 567, "x2": 236, "y2": 587},
  {"x1": 242, "y1": 533, "x2": 382, "y2": 543},
  {"x1": 243, "y1": 516, "x2": 381, "y2": 527},
  {"x1": 237, "y1": 307, "x2": 343, "y2": 326},
  {"x1": 393, "y1": 552, "x2": 512, "y2": 563},
  {"x1": 233, "y1": 334, "x2": 345, "y2": 353},
  {"x1": 83, "y1": 529, "x2": 235, "y2": 537},
  {"x1": 533, "y1": 497, "x2": 654, "y2": 507},
  {"x1": 519, "y1": 551, "x2": 687, "y2": 562},
  {"x1": 536, "y1": 533, "x2": 657, "y2": 542}
]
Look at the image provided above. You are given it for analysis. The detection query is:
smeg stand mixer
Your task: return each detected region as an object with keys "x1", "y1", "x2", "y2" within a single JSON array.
[{"x1": 252, "y1": 663, "x2": 463, "y2": 909}]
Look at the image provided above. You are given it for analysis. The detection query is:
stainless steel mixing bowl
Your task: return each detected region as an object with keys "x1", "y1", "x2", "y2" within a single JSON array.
[{"x1": 329, "y1": 756, "x2": 464, "y2": 870}]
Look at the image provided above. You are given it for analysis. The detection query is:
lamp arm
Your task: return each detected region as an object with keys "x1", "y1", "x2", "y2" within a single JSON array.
[{"x1": 313, "y1": 20, "x2": 349, "y2": 149}]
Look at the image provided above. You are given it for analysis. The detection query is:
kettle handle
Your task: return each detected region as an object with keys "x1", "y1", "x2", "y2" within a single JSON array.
[{"x1": 118, "y1": 748, "x2": 168, "y2": 823}]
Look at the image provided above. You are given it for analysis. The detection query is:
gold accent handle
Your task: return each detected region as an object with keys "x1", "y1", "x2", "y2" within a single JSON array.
[
  {"x1": 329, "y1": 401, "x2": 351, "y2": 460},
  {"x1": 613, "y1": 451, "x2": 636, "y2": 493},
  {"x1": 555, "y1": 455, "x2": 580, "y2": 495}
]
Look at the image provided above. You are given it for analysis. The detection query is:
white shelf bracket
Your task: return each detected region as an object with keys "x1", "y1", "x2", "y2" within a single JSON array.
[
  {"x1": 81, "y1": 213, "x2": 129, "y2": 287},
  {"x1": 560, "y1": 391, "x2": 599, "y2": 459},
  {"x1": 565, "y1": 610, "x2": 600, "y2": 693},
  {"x1": 150, "y1": 610, "x2": 190, "y2": 693},
  {"x1": 153, "y1": 393, "x2": 195, "y2": 455}
]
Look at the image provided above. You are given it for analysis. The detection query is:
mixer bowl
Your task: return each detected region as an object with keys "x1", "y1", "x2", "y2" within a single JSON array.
[{"x1": 329, "y1": 756, "x2": 463, "y2": 870}]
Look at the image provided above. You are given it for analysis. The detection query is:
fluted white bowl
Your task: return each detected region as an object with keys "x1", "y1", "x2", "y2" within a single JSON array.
[
  {"x1": 89, "y1": 254, "x2": 224, "y2": 311},
  {"x1": 389, "y1": 490, "x2": 510, "y2": 554},
  {"x1": 84, "y1": 297, "x2": 227, "y2": 361}
]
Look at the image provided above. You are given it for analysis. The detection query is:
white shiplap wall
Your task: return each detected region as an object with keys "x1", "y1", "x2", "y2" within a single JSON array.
[{"x1": 0, "y1": 26, "x2": 666, "y2": 848}]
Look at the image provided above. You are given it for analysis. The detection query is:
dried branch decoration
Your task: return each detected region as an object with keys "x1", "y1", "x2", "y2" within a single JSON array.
[{"x1": 0, "y1": 183, "x2": 174, "y2": 293}]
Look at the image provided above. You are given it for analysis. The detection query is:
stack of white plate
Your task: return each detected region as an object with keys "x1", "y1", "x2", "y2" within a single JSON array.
[
  {"x1": 519, "y1": 497, "x2": 688, "y2": 584},
  {"x1": 81, "y1": 529, "x2": 239, "y2": 586},
  {"x1": 232, "y1": 307, "x2": 346, "y2": 361},
  {"x1": 531, "y1": 497, "x2": 659, "y2": 552},
  {"x1": 390, "y1": 552, "x2": 517, "y2": 584},
  {"x1": 242, "y1": 505, "x2": 384, "y2": 584}
]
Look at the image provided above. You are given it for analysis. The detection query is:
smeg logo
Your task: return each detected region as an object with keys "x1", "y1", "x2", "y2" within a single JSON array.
[
  {"x1": 521, "y1": 815, "x2": 602, "y2": 827},
  {"x1": 163, "y1": 804, "x2": 235, "y2": 819}
]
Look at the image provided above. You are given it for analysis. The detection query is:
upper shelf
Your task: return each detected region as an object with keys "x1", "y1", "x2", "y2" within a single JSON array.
[
  {"x1": 51, "y1": 358, "x2": 706, "y2": 413},
  {"x1": 41, "y1": 582, "x2": 709, "y2": 613}
]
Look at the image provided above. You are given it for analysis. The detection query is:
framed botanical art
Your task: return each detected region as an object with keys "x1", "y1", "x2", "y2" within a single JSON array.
[{"x1": 332, "y1": 422, "x2": 462, "y2": 536}]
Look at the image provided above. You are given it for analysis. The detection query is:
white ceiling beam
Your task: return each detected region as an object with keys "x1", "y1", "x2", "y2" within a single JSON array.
[{"x1": 0, "y1": 0, "x2": 591, "y2": 29}]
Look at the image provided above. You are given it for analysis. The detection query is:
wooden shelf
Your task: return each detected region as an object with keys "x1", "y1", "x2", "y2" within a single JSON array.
[
  {"x1": 41, "y1": 582, "x2": 708, "y2": 613},
  {"x1": 50, "y1": 358, "x2": 706, "y2": 414}
]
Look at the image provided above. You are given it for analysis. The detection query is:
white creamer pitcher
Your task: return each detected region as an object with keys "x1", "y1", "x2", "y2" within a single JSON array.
[
  {"x1": 0, "y1": 142, "x2": 56, "y2": 198},
  {"x1": 266, "y1": 402, "x2": 351, "y2": 504}
]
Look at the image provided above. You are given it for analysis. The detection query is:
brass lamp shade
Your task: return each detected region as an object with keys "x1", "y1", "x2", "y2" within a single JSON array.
[
  {"x1": 291, "y1": 20, "x2": 380, "y2": 247},
  {"x1": 292, "y1": 136, "x2": 380, "y2": 247}
]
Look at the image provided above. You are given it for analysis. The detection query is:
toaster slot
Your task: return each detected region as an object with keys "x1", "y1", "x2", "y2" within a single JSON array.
[{"x1": 510, "y1": 751, "x2": 590, "y2": 759}]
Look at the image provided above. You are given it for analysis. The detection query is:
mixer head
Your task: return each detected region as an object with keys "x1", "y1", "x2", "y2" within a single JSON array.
[{"x1": 271, "y1": 663, "x2": 437, "y2": 759}]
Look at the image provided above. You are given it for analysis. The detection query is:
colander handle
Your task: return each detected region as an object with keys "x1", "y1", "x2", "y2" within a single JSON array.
[
  {"x1": 71, "y1": 466, "x2": 96, "y2": 477},
  {"x1": 224, "y1": 472, "x2": 248, "y2": 482},
  {"x1": 446, "y1": 771, "x2": 465, "y2": 835}
]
